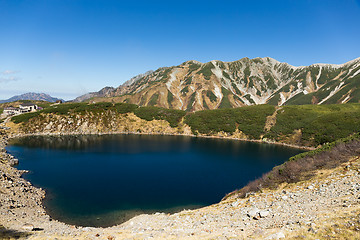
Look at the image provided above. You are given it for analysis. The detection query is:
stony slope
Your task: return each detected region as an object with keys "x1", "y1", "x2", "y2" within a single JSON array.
[{"x1": 77, "y1": 57, "x2": 360, "y2": 111}]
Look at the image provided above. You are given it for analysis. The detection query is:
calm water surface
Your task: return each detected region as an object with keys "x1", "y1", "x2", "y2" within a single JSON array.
[{"x1": 7, "y1": 134, "x2": 304, "y2": 227}]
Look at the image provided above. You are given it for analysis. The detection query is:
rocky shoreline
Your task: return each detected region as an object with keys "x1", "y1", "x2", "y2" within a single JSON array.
[{"x1": 1, "y1": 129, "x2": 359, "y2": 239}]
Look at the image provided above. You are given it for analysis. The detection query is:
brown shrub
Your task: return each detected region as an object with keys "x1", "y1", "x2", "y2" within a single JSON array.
[{"x1": 223, "y1": 138, "x2": 360, "y2": 200}]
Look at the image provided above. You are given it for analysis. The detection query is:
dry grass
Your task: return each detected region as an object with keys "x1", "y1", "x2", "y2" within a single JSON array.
[{"x1": 288, "y1": 209, "x2": 360, "y2": 240}]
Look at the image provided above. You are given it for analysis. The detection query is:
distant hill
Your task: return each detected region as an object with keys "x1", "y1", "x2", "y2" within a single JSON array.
[
  {"x1": 74, "y1": 57, "x2": 360, "y2": 111},
  {"x1": 0, "y1": 92, "x2": 64, "y2": 103}
]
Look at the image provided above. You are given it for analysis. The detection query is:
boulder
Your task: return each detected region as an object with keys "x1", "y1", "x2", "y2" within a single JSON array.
[
  {"x1": 281, "y1": 195, "x2": 288, "y2": 201},
  {"x1": 266, "y1": 231, "x2": 285, "y2": 239},
  {"x1": 259, "y1": 210, "x2": 270, "y2": 218},
  {"x1": 21, "y1": 224, "x2": 34, "y2": 231},
  {"x1": 247, "y1": 207, "x2": 260, "y2": 218},
  {"x1": 9, "y1": 158, "x2": 19, "y2": 166}
]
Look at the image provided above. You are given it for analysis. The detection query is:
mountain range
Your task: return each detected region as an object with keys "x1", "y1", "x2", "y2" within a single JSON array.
[
  {"x1": 79, "y1": 57, "x2": 360, "y2": 111},
  {"x1": 0, "y1": 92, "x2": 64, "y2": 104}
]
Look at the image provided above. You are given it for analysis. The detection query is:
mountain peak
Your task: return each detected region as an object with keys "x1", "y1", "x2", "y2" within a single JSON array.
[
  {"x1": 74, "y1": 57, "x2": 360, "y2": 110},
  {"x1": 0, "y1": 92, "x2": 64, "y2": 103}
]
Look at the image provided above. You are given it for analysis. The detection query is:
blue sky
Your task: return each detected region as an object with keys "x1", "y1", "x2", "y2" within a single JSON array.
[{"x1": 1, "y1": 0, "x2": 360, "y2": 100}]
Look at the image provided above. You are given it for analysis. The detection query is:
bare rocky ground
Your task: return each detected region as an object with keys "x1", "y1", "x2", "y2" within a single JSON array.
[{"x1": 0, "y1": 131, "x2": 359, "y2": 239}]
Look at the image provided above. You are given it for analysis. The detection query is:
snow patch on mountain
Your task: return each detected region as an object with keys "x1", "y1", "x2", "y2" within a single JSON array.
[
  {"x1": 342, "y1": 94, "x2": 351, "y2": 104},
  {"x1": 349, "y1": 68, "x2": 360, "y2": 79},
  {"x1": 319, "y1": 82, "x2": 345, "y2": 104},
  {"x1": 166, "y1": 70, "x2": 178, "y2": 90},
  {"x1": 211, "y1": 61, "x2": 223, "y2": 80}
]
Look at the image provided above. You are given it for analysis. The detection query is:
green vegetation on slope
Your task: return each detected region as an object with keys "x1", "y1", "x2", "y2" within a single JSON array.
[
  {"x1": 187, "y1": 62, "x2": 200, "y2": 73},
  {"x1": 198, "y1": 62, "x2": 214, "y2": 80},
  {"x1": 181, "y1": 86, "x2": 189, "y2": 95},
  {"x1": 218, "y1": 87, "x2": 232, "y2": 109},
  {"x1": 11, "y1": 102, "x2": 186, "y2": 128},
  {"x1": 167, "y1": 91, "x2": 174, "y2": 107},
  {"x1": 133, "y1": 106, "x2": 186, "y2": 128},
  {"x1": 206, "y1": 90, "x2": 217, "y2": 102},
  {"x1": 10, "y1": 102, "x2": 360, "y2": 148},
  {"x1": 186, "y1": 93, "x2": 196, "y2": 112},
  {"x1": 115, "y1": 103, "x2": 138, "y2": 114},
  {"x1": 12, "y1": 112, "x2": 41, "y2": 124},
  {"x1": 265, "y1": 104, "x2": 360, "y2": 146},
  {"x1": 148, "y1": 93, "x2": 159, "y2": 106},
  {"x1": 184, "y1": 105, "x2": 275, "y2": 138}
]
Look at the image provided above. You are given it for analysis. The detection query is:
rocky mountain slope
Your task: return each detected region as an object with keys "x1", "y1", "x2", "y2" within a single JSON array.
[
  {"x1": 76, "y1": 57, "x2": 360, "y2": 111},
  {"x1": 0, "y1": 93, "x2": 64, "y2": 103},
  {"x1": 73, "y1": 71, "x2": 154, "y2": 102}
]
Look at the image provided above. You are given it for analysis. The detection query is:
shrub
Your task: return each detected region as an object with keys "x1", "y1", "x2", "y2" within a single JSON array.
[
  {"x1": 167, "y1": 91, "x2": 174, "y2": 107},
  {"x1": 267, "y1": 104, "x2": 360, "y2": 146},
  {"x1": 218, "y1": 87, "x2": 232, "y2": 109},
  {"x1": 186, "y1": 93, "x2": 196, "y2": 112},
  {"x1": 185, "y1": 105, "x2": 275, "y2": 138},
  {"x1": 224, "y1": 133, "x2": 360, "y2": 200},
  {"x1": 12, "y1": 112, "x2": 41, "y2": 123},
  {"x1": 134, "y1": 106, "x2": 186, "y2": 127},
  {"x1": 148, "y1": 93, "x2": 159, "y2": 106},
  {"x1": 114, "y1": 103, "x2": 138, "y2": 114},
  {"x1": 206, "y1": 90, "x2": 217, "y2": 102},
  {"x1": 198, "y1": 62, "x2": 214, "y2": 80}
]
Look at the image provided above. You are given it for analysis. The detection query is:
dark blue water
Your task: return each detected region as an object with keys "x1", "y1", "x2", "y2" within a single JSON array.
[{"x1": 7, "y1": 134, "x2": 304, "y2": 227}]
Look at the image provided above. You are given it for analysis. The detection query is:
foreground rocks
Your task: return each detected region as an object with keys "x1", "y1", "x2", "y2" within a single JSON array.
[{"x1": 0, "y1": 131, "x2": 359, "y2": 239}]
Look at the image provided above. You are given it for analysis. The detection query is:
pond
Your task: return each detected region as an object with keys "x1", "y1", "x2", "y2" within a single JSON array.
[{"x1": 6, "y1": 134, "x2": 304, "y2": 227}]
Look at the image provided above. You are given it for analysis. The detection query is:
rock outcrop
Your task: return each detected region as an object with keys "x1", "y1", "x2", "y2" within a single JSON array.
[{"x1": 7, "y1": 112, "x2": 192, "y2": 137}]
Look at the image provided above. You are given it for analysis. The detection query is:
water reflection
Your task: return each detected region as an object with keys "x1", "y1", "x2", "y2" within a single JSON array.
[
  {"x1": 7, "y1": 134, "x2": 304, "y2": 227},
  {"x1": 10, "y1": 135, "x2": 193, "y2": 153}
]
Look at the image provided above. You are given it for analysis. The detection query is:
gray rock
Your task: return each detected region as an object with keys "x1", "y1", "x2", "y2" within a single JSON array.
[
  {"x1": 21, "y1": 223, "x2": 34, "y2": 231},
  {"x1": 259, "y1": 210, "x2": 270, "y2": 218},
  {"x1": 9, "y1": 158, "x2": 19, "y2": 166},
  {"x1": 247, "y1": 207, "x2": 260, "y2": 218},
  {"x1": 266, "y1": 231, "x2": 285, "y2": 239},
  {"x1": 231, "y1": 201, "x2": 239, "y2": 207}
]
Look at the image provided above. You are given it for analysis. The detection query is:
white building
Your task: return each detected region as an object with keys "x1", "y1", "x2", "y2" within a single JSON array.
[
  {"x1": 4, "y1": 107, "x2": 21, "y2": 116},
  {"x1": 19, "y1": 103, "x2": 38, "y2": 113},
  {"x1": 3, "y1": 103, "x2": 38, "y2": 116}
]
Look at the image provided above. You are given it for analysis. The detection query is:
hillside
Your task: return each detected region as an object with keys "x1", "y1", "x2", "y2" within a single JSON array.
[
  {"x1": 75, "y1": 57, "x2": 360, "y2": 111},
  {"x1": 0, "y1": 93, "x2": 64, "y2": 104},
  {"x1": 6, "y1": 102, "x2": 360, "y2": 148},
  {"x1": 1, "y1": 102, "x2": 360, "y2": 239}
]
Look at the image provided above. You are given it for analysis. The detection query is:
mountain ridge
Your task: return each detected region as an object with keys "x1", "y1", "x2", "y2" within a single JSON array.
[
  {"x1": 74, "y1": 57, "x2": 360, "y2": 111},
  {"x1": 0, "y1": 92, "x2": 64, "y2": 103}
]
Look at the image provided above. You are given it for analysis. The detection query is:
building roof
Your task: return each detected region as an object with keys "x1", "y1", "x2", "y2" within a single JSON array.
[{"x1": 4, "y1": 107, "x2": 19, "y2": 110}]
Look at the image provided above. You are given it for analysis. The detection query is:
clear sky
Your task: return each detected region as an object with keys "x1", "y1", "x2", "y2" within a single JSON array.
[{"x1": 1, "y1": 0, "x2": 360, "y2": 100}]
